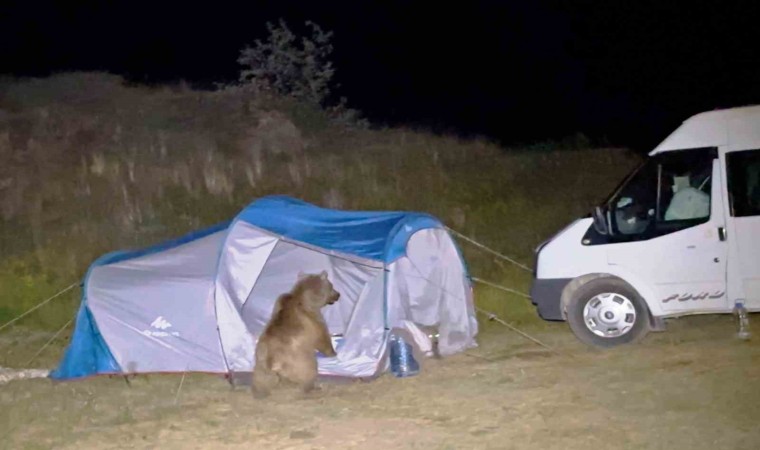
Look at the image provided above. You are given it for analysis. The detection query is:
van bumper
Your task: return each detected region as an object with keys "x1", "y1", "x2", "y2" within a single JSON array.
[{"x1": 530, "y1": 278, "x2": 572, "y2": 321}]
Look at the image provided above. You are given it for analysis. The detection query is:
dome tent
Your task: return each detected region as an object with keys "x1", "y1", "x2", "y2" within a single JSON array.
[{"x1": 52, "y1": 196, "x2": 478, "y2": 380}]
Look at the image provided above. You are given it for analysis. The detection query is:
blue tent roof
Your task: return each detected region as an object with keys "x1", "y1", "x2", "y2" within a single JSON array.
[{"x1": 236, "y1": 196, "x2": 444, "y2": 263}]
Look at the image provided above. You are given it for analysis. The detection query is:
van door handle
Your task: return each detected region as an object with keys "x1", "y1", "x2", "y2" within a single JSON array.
[{"x1": 718, "y1": 227, "x2": 727, "y2": 241}]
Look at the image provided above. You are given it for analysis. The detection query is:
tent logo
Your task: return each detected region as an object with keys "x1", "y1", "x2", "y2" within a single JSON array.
[
  {"x1": 143, "y1": 316, "x2": 180, "y2": 338},
  {"x1": 151, "y1": 316, "x2": 172, "y2": 330}
]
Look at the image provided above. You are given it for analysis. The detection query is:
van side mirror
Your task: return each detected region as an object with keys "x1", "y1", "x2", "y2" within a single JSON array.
[{"x1": 592, "y1": 206, "x2": 609, "y2": 235}]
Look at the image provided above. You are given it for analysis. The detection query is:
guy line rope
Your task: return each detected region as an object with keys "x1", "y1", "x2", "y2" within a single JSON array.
[
  {"x1": 446, "y1": 227, "x2": 561, "y2": 354},
  {"x1": 445, "y1": 227, "x2": 533, "y2": 273},
  {"x1": 0, "y1": 282, "x2": 78, "y2": 369},
  {"x1": 0, "y1": 282, "x2": 78, "y2": 333}
]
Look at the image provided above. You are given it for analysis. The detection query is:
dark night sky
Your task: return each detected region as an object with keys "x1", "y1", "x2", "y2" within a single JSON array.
[{"x1": 1, "y1": 0, "x2": 759, "y2": 150}]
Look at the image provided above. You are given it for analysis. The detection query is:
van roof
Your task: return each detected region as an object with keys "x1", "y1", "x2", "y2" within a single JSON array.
[{"x1": 651, "y1": 105, "x2": 760, "y2": 155}]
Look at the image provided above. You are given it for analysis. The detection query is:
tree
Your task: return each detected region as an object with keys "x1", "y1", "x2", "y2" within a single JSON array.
[{"x1": 238, "y1": 20, "x2": 335, "y2": 105}]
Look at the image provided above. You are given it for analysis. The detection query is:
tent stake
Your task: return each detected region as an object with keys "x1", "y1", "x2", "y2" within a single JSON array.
[
  {"x1": 227, "y1": 370, "x2": 235, "y2": 390},
  {"x1": 175, "y1": 371, "x2": 187, "y2": 405}
]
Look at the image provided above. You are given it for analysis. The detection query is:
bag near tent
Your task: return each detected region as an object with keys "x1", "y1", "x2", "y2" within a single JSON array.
[{"x1": 51, "y1": 196, "x2": 478, "y2": 380}]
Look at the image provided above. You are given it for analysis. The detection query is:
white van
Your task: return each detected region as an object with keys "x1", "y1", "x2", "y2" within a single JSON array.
[{"x1": 531, "y1": 105, "x2": 760, "y2": 347}]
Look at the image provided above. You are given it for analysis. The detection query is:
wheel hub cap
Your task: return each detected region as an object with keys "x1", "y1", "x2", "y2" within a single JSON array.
[{"x1": 583, "y1": 293, "x2": 636, "y2": 338}]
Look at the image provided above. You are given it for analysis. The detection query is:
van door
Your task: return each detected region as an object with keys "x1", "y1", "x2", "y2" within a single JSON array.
[
  {"x1": 725, "y1": 148, "x2": 760, "y2": 310},
  {"x1": 605, "y1": 148, "x2": 728, "y2": 314}
]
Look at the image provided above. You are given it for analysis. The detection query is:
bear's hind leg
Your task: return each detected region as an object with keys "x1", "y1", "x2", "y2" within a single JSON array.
[
  {"x1": 281, "y1": 356, "x2": 318, "y2": 394},
  {"x1": 252, "y1": 365, "x2": 279, "y2": 399}
]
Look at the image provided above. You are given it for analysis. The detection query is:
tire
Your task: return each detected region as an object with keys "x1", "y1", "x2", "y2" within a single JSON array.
[{"x1": 566, "y1": 277, "x2": 651, "y2": 348}]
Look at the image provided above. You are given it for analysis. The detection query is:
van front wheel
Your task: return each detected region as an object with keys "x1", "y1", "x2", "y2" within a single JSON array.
[{"x1": 566, "y1": 278, "x2": 651, "y2": 348}]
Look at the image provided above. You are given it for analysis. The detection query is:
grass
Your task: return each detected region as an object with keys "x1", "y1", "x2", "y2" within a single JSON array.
[{"x1": 0, "y1": 72, "x2": 641, "y2": 335}]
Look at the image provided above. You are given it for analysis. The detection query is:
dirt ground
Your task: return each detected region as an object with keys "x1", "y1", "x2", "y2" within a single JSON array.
[{"x1": 1, "y1": 315, "x2": 759, "y2": 450}]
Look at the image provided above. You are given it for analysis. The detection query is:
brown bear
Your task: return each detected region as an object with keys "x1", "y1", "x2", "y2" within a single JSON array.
[{"x1": 251, "y1": 270, "x2": 340, "y2": 398}]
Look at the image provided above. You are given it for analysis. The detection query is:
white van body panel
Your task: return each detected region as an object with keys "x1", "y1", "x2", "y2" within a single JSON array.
[{"x1": 652, "y1": 105, "x2": 760, "y2": 154}]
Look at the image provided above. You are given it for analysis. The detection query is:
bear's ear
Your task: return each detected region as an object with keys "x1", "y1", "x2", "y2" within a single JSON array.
[{"x1": 320, "y1": 270, "x2": 328, "y2": 280}]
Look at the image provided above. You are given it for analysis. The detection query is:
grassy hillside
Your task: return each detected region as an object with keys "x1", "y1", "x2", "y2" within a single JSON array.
[{"x1": 0, "y1": 72, "x2": 641, "y2": 335}]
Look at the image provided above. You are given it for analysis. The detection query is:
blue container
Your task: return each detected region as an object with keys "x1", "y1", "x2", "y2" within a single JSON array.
[
  {"x1": 330, "y1": 335, "x2": 345, "y2": 351},
  {"x1": 389, "y1": 333, "x2": 420, "y2": 377}
]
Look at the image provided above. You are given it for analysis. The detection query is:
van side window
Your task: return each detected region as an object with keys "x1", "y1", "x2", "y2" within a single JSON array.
[
  {"x1": 727, "y1": 149, "x2": 760, "y2": 217},
  {"x1": 659, "y1": 153, "x2": 712, "y2": 223},
  {"x1": 609, "y1": 148, "x2": 714, "y2": 240}
]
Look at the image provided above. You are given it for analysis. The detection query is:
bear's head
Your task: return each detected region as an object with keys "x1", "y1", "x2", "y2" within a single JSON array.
[{"x1": 295, "y1": 270, "x2": 341, "y2": 310}]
